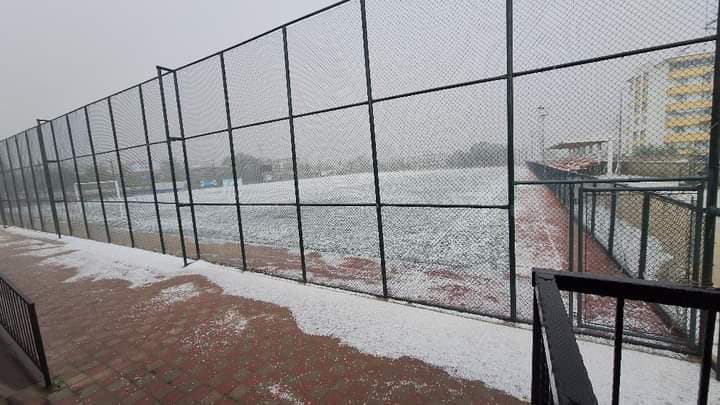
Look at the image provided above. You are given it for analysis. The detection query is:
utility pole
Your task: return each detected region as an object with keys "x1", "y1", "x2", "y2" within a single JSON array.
[
  {"x1": 537, "y1": 106, "x2": 548, "y2": 163},
  {"x1": 615, "y1": 90, "x2": 624, "y2": 176}
]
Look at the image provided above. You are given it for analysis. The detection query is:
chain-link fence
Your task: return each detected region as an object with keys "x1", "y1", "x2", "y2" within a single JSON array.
[
  {"x1": 579, "y1": 186, "x2": 705, "y2": 347},
  {"x1": 0, "y1": 0, "x2": 717, "y2": 353},
  {"x1": 525, "y1": 161, "x2": 709, "y2": 350}
]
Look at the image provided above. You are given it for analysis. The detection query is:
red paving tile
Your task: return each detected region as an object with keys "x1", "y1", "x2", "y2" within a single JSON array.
[
  {"x1": 0, "y1": 229, "x2": 525, "y2": 404},
  {"x1": 0, "y1": 340, "x2": 40, "y2": 399}
]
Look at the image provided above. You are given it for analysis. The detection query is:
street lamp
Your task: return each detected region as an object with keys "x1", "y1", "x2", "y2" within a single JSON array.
[{"x1": 537, "y1": 106, "x2": 548, "y2": 162}]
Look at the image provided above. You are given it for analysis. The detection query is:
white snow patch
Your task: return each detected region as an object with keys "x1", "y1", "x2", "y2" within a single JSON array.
[
  {"x1": 0, "y1": 239, "x2": 51, "y2": 248},
  {"x1": 313, "y1": 251, "x2": 351, "y2": 268},
  {"x1": 149, "y1": 283, "x2": 200, "y2": 307},
  {"x1": 267, "y1": 384, "x2": 303, "y2": 405},
  {"x1": 4, "y1": 227, "x2": 184, "y2": 287},
  {"x1": 5, "y1": 226, "x2": 720, "y2": 403},
  {"x1": 213, "y1": 309, "x2": 250, "y2": 335},
  {"x1": 179, "y1": 309, "x2": 254, "y2": 355}
]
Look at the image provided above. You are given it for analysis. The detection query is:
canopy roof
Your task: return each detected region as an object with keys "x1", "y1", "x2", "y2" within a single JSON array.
[{"x1": 548, "y1": 139, "x2": 607, "y2": 150}]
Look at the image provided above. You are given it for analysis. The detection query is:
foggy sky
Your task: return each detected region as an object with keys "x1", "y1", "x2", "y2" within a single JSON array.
[
  {"x1": 1, "y1": 0, "x2": 715, "y2": 168},
  {"x1": 0, "y1": 0, "x2": 337, "y2": 138}
]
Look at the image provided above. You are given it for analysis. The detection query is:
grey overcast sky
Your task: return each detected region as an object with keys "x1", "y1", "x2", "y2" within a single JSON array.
[
  {"x1": 0, "y1": 0, "x2": 336, "y2": 137},
  {"x1": 0, "y1": 0, "x2": 713, "y2": 163}
]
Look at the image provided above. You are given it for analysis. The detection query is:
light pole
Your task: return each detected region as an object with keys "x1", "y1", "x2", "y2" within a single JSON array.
[{"x1": 537, "y1": 106, "x2": 548, "y2": 162}]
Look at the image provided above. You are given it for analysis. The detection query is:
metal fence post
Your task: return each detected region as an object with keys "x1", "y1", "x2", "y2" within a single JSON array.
[
  {"x1": 171, "y1": 71, "x2": 201, "y2": 260},
  {"x1": 219, "y1": 52, "x2": 248, "y2": 271},
  {"x1": 0, "y1": 162, "x2": 8, "y2": 227},
  {"x1": 138, "y1": 85, "x2": 166, "y2": 254},
  {"x1": 360, "y1": 0, "x2": 388, "y2": 297},
  {"x1": 282, "y1": 27, "x2": 308, "y2": 283},
  {"x1": 0, "y1": 145, "x2": 16, "y2": 227},
  {"x1": 608, "y1": 185, "x2": 618, "y2": 256},
  {"x1": 83, "y1": 107, "x2": 112, "y2": 243},
  {"x1": 505, "y1": 0, "x2": 517, "y2": 321},
  {"x1": 577, "y1": 185, "x2": 584, "y2": 326},
  {"x1": 0, "y1": 140, "x2": 20, "y2": 226},
  {"x1": 47, "y1": 121, "x2": 72, "y2": 235},
  {"x1": 692, "y1": 187, "x2": 704, "y2": 284},
  {"x1": 688, "y1": 188, "x2": 704, "y2": 349},
  {"x1": 65, "y1": 115, "x2": 90, "y2": 239},
  {"x1": 157, "y1": 66, "x2": 188, "y2": 265},
  {"x1": 23, "y1": 131, "x2": 46, "y2": 232},
  {"x1": 590, "y1": 182, "x2": 597, "y2": 236},
  {"x1": 577, "y1": 186, "x2": 585, "y2": 274},
  {"x1": 14, "y1": 135, "x2": 36, "y2": 230},
  {"x1": 108, "y1": 97, "x2": 135, "y2": 248},
  {"x1": 3, "y1": 140, "x2": 23, "y2": 228},
  {"x1": 0, "y1": 185, "x2": 7, "y2": 227},
  {"x1": 35, "y1": 123, "x2": 61, "y2": 238},
  {"x1": 638, "y1": 192, "x2": 651, "y2": 280},
  {"x1": 687, "y1": 198, "x2": 695, "y2": 284},
  {"x1": 568, "y1": 183, "x2": 575, "y2": 316}
]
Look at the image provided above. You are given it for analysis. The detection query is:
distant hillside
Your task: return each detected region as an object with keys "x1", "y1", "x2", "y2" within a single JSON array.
[{"x1": 447, "y1": 142, "x2": 507, "y2": 168}]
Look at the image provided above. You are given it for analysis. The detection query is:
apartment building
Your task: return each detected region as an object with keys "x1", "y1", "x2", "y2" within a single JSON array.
[{"x1": 626, "y1": 51, "x2": 713, "y2": 156}]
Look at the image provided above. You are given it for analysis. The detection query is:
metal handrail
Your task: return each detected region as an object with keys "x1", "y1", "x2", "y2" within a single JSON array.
[
  {"x1": 532, "y1": 269, "x2": 720, "y2": 405},
  {"x1": 0, "y1": 272, "x2": 51, "y2": 387}
]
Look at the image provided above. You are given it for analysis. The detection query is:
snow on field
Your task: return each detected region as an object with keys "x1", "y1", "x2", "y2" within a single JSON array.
[
  {"x1": 40, "y1": 167, "x2": 522, "y2": 316},
  {"x1": 84, "y1": 167, "x2": 510, "y2": 259},
  {"x1": 2, "y1": 227, "x2": 719, "y2": 404}
]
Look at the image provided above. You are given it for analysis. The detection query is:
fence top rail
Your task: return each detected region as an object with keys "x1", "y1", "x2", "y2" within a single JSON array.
[
  {"x1": 0, "y1": 272, "x2": 34, "y2": 305},
  {"x1": 581, "y1": 185, "x2": 704, "y2": 193},
  {"x1": 580, "y1": 183, "x2": 702, "y2": 210},
  {"x1": 515, "y1": 176, "x2": 707, "y2": 186},
  {"x1": 533, "y1": 269, "x2": 720, "y2": 311}
]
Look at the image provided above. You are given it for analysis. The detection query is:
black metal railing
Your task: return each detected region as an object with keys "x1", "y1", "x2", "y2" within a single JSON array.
[
  {"x1": 0, "y1": 273, "x2": 51, "y2": 387},
  {"x1": 532, "y1": 270, "x2": 597, "y2": 405},
  {"x1": 532, "y1": 269, "x2": 720, "y2": 405}
]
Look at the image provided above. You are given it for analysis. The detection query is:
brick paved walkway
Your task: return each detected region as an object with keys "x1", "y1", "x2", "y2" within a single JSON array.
[
  {"x1": 0, "y1": 338, "x2": 38, "y2": 399},
  {"x1": 0, "y1": 229, "x2": 524, "y2": 404}
]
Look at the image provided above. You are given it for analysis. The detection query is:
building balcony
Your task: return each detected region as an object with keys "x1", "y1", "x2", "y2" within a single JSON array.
[
  {"x1": 666, "y1": 99, "x2": 711, "y2": 112},
  {"x1": 667, "y1": 82, "x2": 713, "y2": 96},
  {"x1": 667, "y1": 51, "x2": 714, "y2": 64},
  {"x1": 668, "y1": 65, "x2": 713, "y2": 80},
  {"x1": 663, "y1": 131, "x2": 709, "y2": 143},
  {"x1": 665, "y1": 115, "x2": 711, "y2": 128}
]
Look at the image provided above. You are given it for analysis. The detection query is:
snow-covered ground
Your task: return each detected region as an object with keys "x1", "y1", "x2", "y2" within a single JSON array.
[
  {"x1": 24, "y1": 167, "x2": 520, "y2": 316},
  {"x1": 42, "y1": 167, "x2": 510, "y2": 264},
  {"x1": 6, "y1": 166, "x2": 690, "y2": 337},
  {"x1": 2, "y1": 227, "x2": 718, "y2": 404}
]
